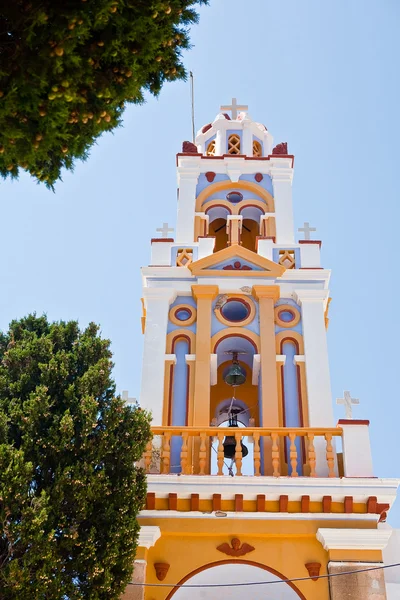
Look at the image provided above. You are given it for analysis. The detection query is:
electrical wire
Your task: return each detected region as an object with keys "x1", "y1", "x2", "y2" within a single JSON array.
[{"x1": 127, "y1": 561, "x2": 400, "y2": 588}]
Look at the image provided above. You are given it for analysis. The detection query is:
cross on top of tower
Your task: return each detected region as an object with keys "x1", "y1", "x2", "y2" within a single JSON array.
[
  {"x1": 336, "y1": 391, "x2": 360, "y2": 419},
  {"x1": 298, "y1": 221, "x2": 316, "y2": 240},
  {"x1": 220, "y1": 98, "x2": 248, "y2": 119},
  {"x1": 121, "y1": 390, "x2": 136, "y2": 405},
  {"x1": 156, "y1": 222, "x2": 174, "y2": 238}
]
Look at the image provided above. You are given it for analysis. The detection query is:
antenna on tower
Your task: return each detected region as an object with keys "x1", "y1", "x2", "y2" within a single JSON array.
[{"x1": 190, "y1": 71, "x2": 195, "y2": 143}]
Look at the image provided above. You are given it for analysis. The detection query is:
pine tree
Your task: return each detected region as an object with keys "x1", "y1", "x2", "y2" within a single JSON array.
[
  {"x1": 0, "y1": 0, "x2": 208, "y2": 188},
  {"x1": 0, "y1": 315, "x2": 151, "y2": 599}
]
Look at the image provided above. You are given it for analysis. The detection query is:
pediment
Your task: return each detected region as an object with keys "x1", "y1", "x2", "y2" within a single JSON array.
[{"x1": 189, "y1": 245, "x2": 285, "y2": 277}]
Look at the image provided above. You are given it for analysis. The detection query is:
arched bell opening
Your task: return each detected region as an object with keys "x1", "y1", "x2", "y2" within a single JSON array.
[
  {"x1": 239, "y1": 206, "x2": 264, "y2": 251},
  {"x1": 210, "y1": 334, "x2": 259, "y2": 476},
  {"x1": 206, "y1": 206, "x2": 231, "y2": 252}
]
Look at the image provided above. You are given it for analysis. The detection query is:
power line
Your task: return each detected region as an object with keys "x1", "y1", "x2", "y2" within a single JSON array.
[{"x1": 128, "y1": 561, "x2": 400, "y2": 588}]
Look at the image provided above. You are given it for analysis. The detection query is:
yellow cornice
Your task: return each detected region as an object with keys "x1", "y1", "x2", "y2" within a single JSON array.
[
  {"x1": 252, "y1": 285, "x2": 281, "y2": 302},
  {"x1": 189, "y1": 245, "x2": 285, "y2": 278},
  {"x1": 191, "y1": 284, "x2": 219, "y2": 300}
]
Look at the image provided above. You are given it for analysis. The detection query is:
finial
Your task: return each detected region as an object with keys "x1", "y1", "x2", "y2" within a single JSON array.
[
  {"x1": 298, "y1": 221, "x2": 316, "y2": 240},
  {"x1": 220, "y1": 98, "x2": 248, "y2": 119},
  {"x1": 121, "y1": 390, "x2": 136, "y2": 405},
  {"x1": 336, "y1": 391, "x2": 360, "y2": 419},
  {"x1": 156, "y1": 222, "x2": 174, "y2": 238}
]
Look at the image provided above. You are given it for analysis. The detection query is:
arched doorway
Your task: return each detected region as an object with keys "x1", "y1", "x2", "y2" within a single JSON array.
[{"x1": 166, "y1": 560, "x2": 306, "y2": 600}]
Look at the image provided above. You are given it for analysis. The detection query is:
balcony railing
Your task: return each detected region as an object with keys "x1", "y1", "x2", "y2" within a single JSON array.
[{"x1": 143, "y1": 426, "x2": 342, "y2": 478}]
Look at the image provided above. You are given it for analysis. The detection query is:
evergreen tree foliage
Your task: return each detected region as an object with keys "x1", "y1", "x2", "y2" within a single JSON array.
[
  {"x1": 0, "y1": 0, "x2": 207, "y2": 187},
  {"x1": 0, "y1": 315, "x2": 151, "y2": 599}
]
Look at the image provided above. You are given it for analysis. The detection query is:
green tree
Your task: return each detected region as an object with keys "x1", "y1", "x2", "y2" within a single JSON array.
[
  {"x1": 0, "y1": 315, "x2": 151, "y2": 599},
  {"x1": 0, "y1": 0, "x2": 207, "y2": 187}
]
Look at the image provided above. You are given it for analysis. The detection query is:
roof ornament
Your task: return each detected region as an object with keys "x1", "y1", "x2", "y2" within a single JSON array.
[
  {"x1": 298, "y1": 221, "x2": 316, "y2": 240},
  {"x1": 337, "y1": 391, "x2": 360, "y2": 419},
  {"x1": 156, "y1": 222, "x2": 174, "y2": 238},
  {"x1": 220, "y1": 97, "x2": 248, "y2": 119}
]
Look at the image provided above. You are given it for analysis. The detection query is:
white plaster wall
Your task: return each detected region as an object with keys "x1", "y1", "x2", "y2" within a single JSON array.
[
  {"x1": 171, "y1": 563, "x2": 302, "y2": 600},
  {"x1": 382, "y1": 524, "x2": 400, "y2": 598},
  {"x1": 341, "y1": 424, "x2": 374, "y2": 477}
]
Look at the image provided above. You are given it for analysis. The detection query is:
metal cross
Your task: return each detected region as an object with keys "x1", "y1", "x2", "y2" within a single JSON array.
[
  {"x1": 121, "y1": 390, "x2": 136, "y2": 405},
  {"x1": 298, "y1": 221, "x2": 316, "y2": 240},
  {"x1": 156, "y1": 222, "x2": 174, "y2": 238},
  {"x1": 220, "y1": 98, "x2": 248, "y2": 119},
  {"x1": 336, "y1": 391, "x2": 360, "y2": 419}
]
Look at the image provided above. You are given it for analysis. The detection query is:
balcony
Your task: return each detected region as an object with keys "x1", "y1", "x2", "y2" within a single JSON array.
[{"x1": 143, "y1": 426, "x2": 344, "y2": 478}]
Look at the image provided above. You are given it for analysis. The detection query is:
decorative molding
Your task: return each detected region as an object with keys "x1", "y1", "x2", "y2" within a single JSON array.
[
  {"x1": 189, "y1": 245, "x2": 285, "y2": 278},
  {"x1": 154, "y1": 562, "x2": 170, "y2": 581},
  {"x1": 293, "y1": 288, "x2": 329, "y2": 305},
  {"x1": 137, "y1": 526, "x2": 161, "y2": 549},
  {"x1": 305, "y1": 562, "x2": 321, "y2": 581},
  {"x1": 316, "y1": 528, "x2": 392, "y2": 551},
  {"x1": 217, "y1": 538, "x2": 255, "y2": 557}
]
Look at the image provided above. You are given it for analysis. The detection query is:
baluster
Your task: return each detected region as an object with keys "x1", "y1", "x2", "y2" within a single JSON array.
[
  {"x1": 144, "y1": 440, "x2": 152, "y2": 474},
  {"x1": 307, "y1": 433, "x2": 316, "y2": 477},
  {"x1": 217, "y1": 432, "x2": 224, "y2": 476},
  {"x1": 234, "y1": 432, "x2": 243, "y2": 476},
  {"x1": 253, "y1": 432, "x2": 261, "y2": 476},
  {"x1": 161, "y1": 432, "x2": 171, "y2": 474},
  {"x1": 180, "y1": 432, "x2": 188, "y2": 475},
  {"x1": 325, "y1": 433, "x2": 335, "y2": 478},
  {"x1": 271, "y1": 432, "x2": 280, "y2": 477},
  {"x1": 289, "y1": 433, "x2": 298, "y2": 477},
  {"x1": 199, "y1": 432, "x2": 207, "y2": 475}
]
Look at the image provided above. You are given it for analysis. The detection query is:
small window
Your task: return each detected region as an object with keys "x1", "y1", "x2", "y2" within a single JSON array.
[
  {"x1": 176, "y1": 308, "x2": 192, "y2": 322},
  {"x1": 253, "y1": 140, "x2": 262, "y2": 157},
  {"x1": 228, "y1": 134, "x2": 241, "y2": 155},
  {"x1": 206, "y1": 140, "x2": 216, "y2": 156},
  {"x1": 221, "y1": 299, "x2": 250, "y2": 322},
  {"x1": 226, "y1": 191, "x2": 243, "y2": 204}
]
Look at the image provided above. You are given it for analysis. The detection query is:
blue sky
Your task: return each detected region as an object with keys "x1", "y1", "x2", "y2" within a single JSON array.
[{"x1": 1, "y1": 0, "x2": 399, "y2": 522}]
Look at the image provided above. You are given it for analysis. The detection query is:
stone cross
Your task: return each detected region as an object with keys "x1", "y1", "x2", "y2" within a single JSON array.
[
  {"x1": 220, "y1": 98, "x2": 248, "y2": 119},
  {"x1": 121, "y1": 390, "x2": 136, "y2": 405},
  {"x1": 298, "y1": 221, "x2": 316, "y2": 240},
  {"x1": 336, "y1": 391, "x2": 360, "y2": 419},
  {"x1": 156, "y1": 222, "x2": 174, "y2": 238}
]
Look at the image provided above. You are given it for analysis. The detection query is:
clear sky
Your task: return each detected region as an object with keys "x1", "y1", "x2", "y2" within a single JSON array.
[{"x1": 1, "y1": 0, "x2": 399, "y2": 523}]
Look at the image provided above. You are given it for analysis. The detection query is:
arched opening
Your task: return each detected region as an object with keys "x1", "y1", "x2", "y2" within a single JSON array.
[
  {"x1": 228, "y1": 134, "x2": 241, "y2": 155},
  {"x1": 253, "y1": 140, "x2": 262, "y2": 157},
  {"x1": 206, "y1": 206, "x2": 231, "y2": 252},
  {"x1": 167, "y1": 560, "x2": 306, "y2": 600},
  {"x1": 206, "y1": 139, "x2": 216, "y2": 156},
  {"x1": 210, "y1": 334, "x2": 259, "y2": 476},
  {"x1": 240, "y1": 206, "x2": 264, "y2": 251},
  {"x1": 170, "y1": 336, "x2": 190, "y2": 472}
]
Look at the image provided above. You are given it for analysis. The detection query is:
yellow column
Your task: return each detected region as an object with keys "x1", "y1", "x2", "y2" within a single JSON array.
[
  {"x1": 253, "y1": 285, "x2": 280, "y2": 475},
  {"x1": 191, "y1": 284, "x2": 219, "y2": 426}
]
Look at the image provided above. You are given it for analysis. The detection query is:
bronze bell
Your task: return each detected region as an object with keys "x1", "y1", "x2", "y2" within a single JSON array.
[
  {"x1": 224, "y1": 352, "x2": 246, "y2": 387},
  {"x1": 223, "y1": 415, "x2": 249, "y2": 460}
]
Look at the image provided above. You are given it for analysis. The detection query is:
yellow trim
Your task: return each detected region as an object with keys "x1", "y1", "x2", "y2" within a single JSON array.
[
  {"x1": 163, "y1": 356, "x2": 175, "y2": 426},
  {"x1": 210, "y1": 327, "x2": 260, "y2": 353},
  {"x1": 325, "y1": 297, "x2": 332, "y2": 330},
  {"x1": 214, "y1": 294, "x2": 255, "y2": 327},
  {"x1": 328, "y1": 549, "x2": 383, "y2": 562},
  {"x1": 203, "y1": 198, "x2": 270, "y2": 216},
  {"x1": 166, "y1": 329, "x2": 196, "y2": 354},
  {"x1": 189, "y1": 244, "x2": 285, "y2": 278},
  {"x1": 140, "y1": 297, "x2": 146, "y2": 334},
  {"x1": 274, "y1": 304, "x2": 301, "y2": 328},
  {"x1": 275, "y1": 330, "x2": 305, "y2": 354},
  {"x1": 169, "y1": 304, "x2": 197, "y2": 326},
  {"x1": 191, "y1": 285, "x2": 219, "y2": 428},
  {"x1": 196, "y1": 180, "x2": 275, "y2": 212}
]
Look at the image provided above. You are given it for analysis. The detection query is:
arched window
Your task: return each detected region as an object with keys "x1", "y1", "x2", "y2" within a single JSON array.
[
  {"x1": 206, "y1": 140, "x2": 216, "y2": 156},
  {"x1": 253, "y1": 140, "x2": 262, "y2": 157},
  {"x1": 228, "y1": 134, "x2": 241, "y2": 155}
]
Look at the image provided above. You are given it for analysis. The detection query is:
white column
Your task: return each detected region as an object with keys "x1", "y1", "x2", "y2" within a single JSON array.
[
  {"x1": 294, "y1": 289, "x2": 334, "y2": 426},
  {"x1": 176, "y1": 167, "x2": 200, "y2": 243},
  {"x1": 242, "y1": 120, "x2": 253, "y2": 155},
  {"x1": 139, "y1": 288, "x2": 177, "y2": 425},
  {"x1": 270, "y1": 163, "x2": 295, "y2": 245},
  {"x1": 340, "y1": 421, "x2": 374, "y2": 477},
  {"x1": 215, "y1": 128, "x2": 224, "y2": 155}
]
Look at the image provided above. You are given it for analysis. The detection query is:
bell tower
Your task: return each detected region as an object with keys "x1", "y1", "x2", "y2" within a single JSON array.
[{"x1": 123, "y1": 101, "x2": 399, "y2": 600}]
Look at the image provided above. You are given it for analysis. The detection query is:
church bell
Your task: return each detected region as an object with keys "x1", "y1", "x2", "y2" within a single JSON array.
[
  {"x1": 223, "y1": 352, "x2": 246, "y2": 387},
  {"x1": 223, "y1": 415, "x2": 249, "y2": 460}
]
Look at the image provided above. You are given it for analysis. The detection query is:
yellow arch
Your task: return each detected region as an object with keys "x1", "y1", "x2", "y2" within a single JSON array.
[
  {"x1": 166, "y1": 329, "x2": 196, "y2": 354},
  {"x1": 275, "y1": 330, "x2": 304, "y2": 354},
  {"x1": 196, "y1": 180, "x2": 275, "y2": 212},
  {"x1": 211, "y1": 327, "x2": 260, "y2": 353}
]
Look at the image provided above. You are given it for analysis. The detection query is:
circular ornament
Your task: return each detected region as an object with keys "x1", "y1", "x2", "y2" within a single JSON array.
[
  {"x1": 274, "y1": 304, "x2": 301, "y2": 328},
  {"x1": 169, "y1": 304, "x2": 197, "y2": 326}
]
